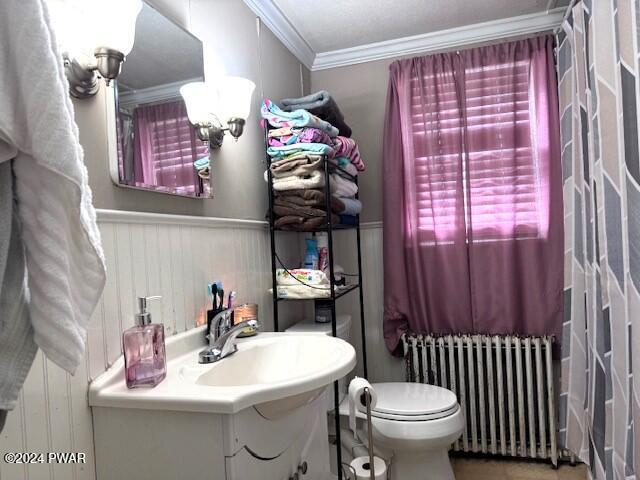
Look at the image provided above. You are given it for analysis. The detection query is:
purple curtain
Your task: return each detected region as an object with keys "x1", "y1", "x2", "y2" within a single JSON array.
[
  {"x1": 383, "y1": 35, "x2": 563, "y2": 353},
  {"x1": 133, "y1": 100, "x2": 207, "y2": 194}
]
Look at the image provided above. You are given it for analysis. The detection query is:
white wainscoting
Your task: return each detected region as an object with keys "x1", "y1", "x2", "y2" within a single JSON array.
[
  {"x1": 0, "y1": 210, "x2": 302, "y2": 480},
  {"x1": 333, "y1": 223, "x2": 405, "y2": 384}
]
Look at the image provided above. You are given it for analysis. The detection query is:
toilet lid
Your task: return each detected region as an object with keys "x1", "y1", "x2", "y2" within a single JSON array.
[{"x1": 370, "y1": 383, "x2": 459, "y2": 421}]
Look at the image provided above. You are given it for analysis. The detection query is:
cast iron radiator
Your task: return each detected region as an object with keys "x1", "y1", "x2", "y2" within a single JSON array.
[{"x1": 402, "y1": 334, "x2": 558, "y2": 467}]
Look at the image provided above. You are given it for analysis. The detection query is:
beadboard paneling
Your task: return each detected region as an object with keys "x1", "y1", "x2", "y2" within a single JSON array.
[{"x1": 0, "y1": 210, "x2": 301, "y2": 480}]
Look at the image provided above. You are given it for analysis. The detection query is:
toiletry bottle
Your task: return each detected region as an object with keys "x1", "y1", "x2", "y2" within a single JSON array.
[
  {"x1": 317, "y1": 233, "x2": 329, "y2": 273},
  {"x1": 303, "y1": 237, "x2": 319, "y2": 270},
  {"x1": 123, "y1": 296, "x2": 166, "y2": 388}
]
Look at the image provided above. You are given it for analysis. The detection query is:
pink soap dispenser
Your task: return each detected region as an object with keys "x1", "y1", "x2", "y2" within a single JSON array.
[{"x1": 123, "y1": 296, "x2": 166, "y2": 388}]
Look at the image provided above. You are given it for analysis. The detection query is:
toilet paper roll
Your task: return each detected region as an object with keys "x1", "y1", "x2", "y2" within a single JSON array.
[
  {"x1": 348, "y1": 377, "x2": 377, "y2": 435},
  {"x1": 349, "y1": 456, "x2": 386, "y2": 480}
]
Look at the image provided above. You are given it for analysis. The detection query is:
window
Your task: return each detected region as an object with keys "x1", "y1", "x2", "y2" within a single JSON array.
[{"x1": 410, "y1": 59, "x2": 544, "y2": 244}]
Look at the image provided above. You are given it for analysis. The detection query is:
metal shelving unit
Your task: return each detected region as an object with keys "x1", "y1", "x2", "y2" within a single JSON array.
[{"x1": 265, "y1": 127, "x2": 367, "y2": 480}]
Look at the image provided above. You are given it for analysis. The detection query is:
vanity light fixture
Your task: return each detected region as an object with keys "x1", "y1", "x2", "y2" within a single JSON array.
[
  {"x1": 55, "y1": 0, "x2": 143, "y2": 99},
  {"x1": 180, "y1": 77, "x2": 256, "y2": 148}
]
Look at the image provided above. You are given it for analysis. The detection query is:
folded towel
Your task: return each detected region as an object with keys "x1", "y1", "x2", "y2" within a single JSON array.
[
  {"x1": 0, "y1": 0, "x2": 106, "y2": 374},
  {"x1": 270, "y1": 154, "x2": 323, "y2": 178},
  {"x1": 275, "y1": 190, "x2": 343, "y2": 213},
  {"x1": 275, "y1": 188, "x2": 327, "y2": 203},
  {"x1": 274, "y1": 214, "x2": 340, "y2": 230},
  {"x1": 267, "y1": 127, "x2": 332, "y2": 147},
  {"x1": 280, "y1": 90, "x2": 352, "y2": 138},
  {"x1": 267, "y1": 142, "x2": 334, "y2": 158},
  {"x1": 330, "y1": 173, "x2": 358, "y2": 197},
  {"x1": 0, "y1": 161, "x2": 37, "y2": 413},
  {"x1": 276, "y1": 269, "x2": 329, "y2": 286},
  {"x1": 194, "y1": 156, "x2": 209, "y2": 170},
  {"x1": 335, "y1": 197, "x2": 362, "y2": 215},
  {"x1": 261, "y1": 99, "x2": 339, "y2": 137},
  {"x1": 330, "y1": 157, "x2": 358, "y2": 177},
  {"x1": 266, "y1": 169, "x2": 325, "y2": 191},
  {"x1": 273, "y1": 204, "x2": 327, "y2": 219},
  {"x1": 267, "y1": 168, "x2": 357, "y2": 197},
  {"x1": 333, "y1": 136, "x2": 365, "y2": 171},
  {"x1": 274, "y1": 197, "x2": 330, "y2": 215},
  {"x1": 268, "y1": 127, "x2": 295, "y2": 138},
  {"x1": 194, "y1": 156, "x2": 210, "y2": 179}
]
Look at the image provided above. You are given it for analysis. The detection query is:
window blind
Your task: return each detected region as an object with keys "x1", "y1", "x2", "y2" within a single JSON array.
[
  {"x1": 410, "y1": 60, "x2": 541, "y2": 243},
  {"x1": 135, "y1": 100, "x2": 208, "y2": 194}
]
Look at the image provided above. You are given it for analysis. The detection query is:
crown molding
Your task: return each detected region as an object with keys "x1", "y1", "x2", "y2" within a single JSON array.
[
  {"x1": 312, "y1": 7, "x2": 566, "y2": 71},
  {"x1": 243, "y1": 0, "x2": 315, "y2": 70}
]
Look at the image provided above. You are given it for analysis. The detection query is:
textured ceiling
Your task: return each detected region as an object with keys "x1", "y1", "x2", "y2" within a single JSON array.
[
  {"x1": 118, "y1": 2, "x2": 204, "y2": 91},
  {"x1": 272, "y1": 0, "x2": 571, "y2": 52}
]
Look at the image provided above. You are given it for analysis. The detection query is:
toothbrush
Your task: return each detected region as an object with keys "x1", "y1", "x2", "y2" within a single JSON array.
[{"x1": 227, "y1": 291, "x2": 237, "y2": 309}]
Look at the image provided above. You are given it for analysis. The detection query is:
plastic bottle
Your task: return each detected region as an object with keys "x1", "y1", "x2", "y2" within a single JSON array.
[
  {"x1": 303, "y1": 237, "x2": 319, "y2": 270},
  {"x1": 317, "y1": 233, "x2": 329, "y2": 273}
]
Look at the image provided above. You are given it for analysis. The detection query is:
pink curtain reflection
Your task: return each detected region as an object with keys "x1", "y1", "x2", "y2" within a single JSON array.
[
  {"x1": 133, "y1": 100, "x2": 208, "y2": 194},
  {"x1": 383, "y1": 35, "x2": 563, "y2": 353}
]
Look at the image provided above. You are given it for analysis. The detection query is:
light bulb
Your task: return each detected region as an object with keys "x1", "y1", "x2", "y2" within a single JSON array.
[
  {"x1": 217, "y1": 76, "x2": 256, "y2": 121},
  {"x1": 91, "y1": 0, "x2": 142, "y2": 55},
  {"x1": 46, "y1": 0, "x2": 96, "y2": 57},
  {"x1": 180, "y1": 82, "x2": 220, "y2": 125}
]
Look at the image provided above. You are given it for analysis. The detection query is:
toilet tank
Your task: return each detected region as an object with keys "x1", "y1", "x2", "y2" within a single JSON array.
[{"x1": 285, "y1": 315, "x2": 352, "y2": 411}]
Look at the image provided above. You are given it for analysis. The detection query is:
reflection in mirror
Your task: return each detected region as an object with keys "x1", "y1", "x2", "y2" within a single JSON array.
[{"x1": 113, "y1": 2, "x2": 209, "y2": 198}]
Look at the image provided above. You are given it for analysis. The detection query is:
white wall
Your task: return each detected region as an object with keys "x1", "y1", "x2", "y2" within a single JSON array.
[
  {"x1": 0, "y1": 211, "x2": 301, "y2": 480},
  {"x1": 332, "y1": 225, "x2": 405, "y2": 383}
]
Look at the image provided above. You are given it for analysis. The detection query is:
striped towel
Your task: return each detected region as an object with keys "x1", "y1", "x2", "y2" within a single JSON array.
[{"x1": 332, "y1": 136, "x2": 365, "y2": 171}]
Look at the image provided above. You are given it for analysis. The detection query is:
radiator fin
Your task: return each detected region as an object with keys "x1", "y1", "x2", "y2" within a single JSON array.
[{"x1": 403, "y1": 334, "x2": 557, "y2": 466}]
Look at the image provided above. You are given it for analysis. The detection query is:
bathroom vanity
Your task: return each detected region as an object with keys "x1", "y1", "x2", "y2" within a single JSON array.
[{"x1": 89, "y1": 328, "x2": 355, "y2": 480}]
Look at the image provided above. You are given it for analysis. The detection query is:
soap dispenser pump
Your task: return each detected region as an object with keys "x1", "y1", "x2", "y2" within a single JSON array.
[{"x1": 123, "y1": 296, "x2": 167, "y2": 389}]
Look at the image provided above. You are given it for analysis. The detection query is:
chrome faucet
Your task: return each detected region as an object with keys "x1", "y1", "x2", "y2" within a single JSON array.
[
  {"x1": 199, "y1": 317, "x2": 260, "y2": 364},
  {"x1": 208, "y1": 308, "x2": 234, "y2": 342}
]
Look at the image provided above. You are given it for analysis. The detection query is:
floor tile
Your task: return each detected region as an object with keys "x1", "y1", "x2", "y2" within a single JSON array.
[
  {"x1": 557, "y1": 463, "x2": 588, "y2": 480},
  {"x1": 452, "y1": 457, "x2": 587, "y2": 480}
]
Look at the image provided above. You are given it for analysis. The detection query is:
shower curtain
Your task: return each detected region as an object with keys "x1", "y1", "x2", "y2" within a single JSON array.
[{"x1": 558, "y1": 1, "x2": 640, "y2": 478}]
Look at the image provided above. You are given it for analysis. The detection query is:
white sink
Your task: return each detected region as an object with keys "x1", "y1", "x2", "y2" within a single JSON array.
[{"x1": 89, "y1": 326, "x2": 356, "y2": 415}]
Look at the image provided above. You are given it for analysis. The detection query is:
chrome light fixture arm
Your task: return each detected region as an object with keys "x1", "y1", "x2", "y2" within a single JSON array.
[
  {"x1": 63, "y1": 48, "x2": 126, "y2": 99},
  {"x1": 192, "y1": 118, "x2": 246, "y2": 149}
]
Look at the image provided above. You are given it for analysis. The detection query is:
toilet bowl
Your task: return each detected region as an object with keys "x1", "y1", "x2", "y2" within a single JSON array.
[
  {"x1": 350, "y1": 382, "x2": 464, "y2": 480},
  {"x1": 285, "y1": 318, "x2": 462, "y2": 479}
]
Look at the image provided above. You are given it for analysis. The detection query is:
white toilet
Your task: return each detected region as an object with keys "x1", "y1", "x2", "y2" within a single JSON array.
[
  {"x1": 286, "y1": 316, "x2": 463, "y2": 480},
  {"x1": 359, "y1": 382, "x2": 464, "y2": 480}
]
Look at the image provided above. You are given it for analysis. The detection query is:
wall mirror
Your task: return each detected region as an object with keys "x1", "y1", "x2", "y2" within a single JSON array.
[{"x1": 109, "y1": 2, "x2": 210, "y2": 198}]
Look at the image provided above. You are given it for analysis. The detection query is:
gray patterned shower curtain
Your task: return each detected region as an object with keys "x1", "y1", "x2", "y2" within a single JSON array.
[{"x1": 557, "y1": 1, "x2": 640, "y2": 478}]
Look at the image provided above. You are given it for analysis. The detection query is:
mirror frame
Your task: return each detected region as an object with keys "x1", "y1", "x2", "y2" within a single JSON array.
[{"x1": 105, "y1": 2, "x2": 208, "y2": 199}]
